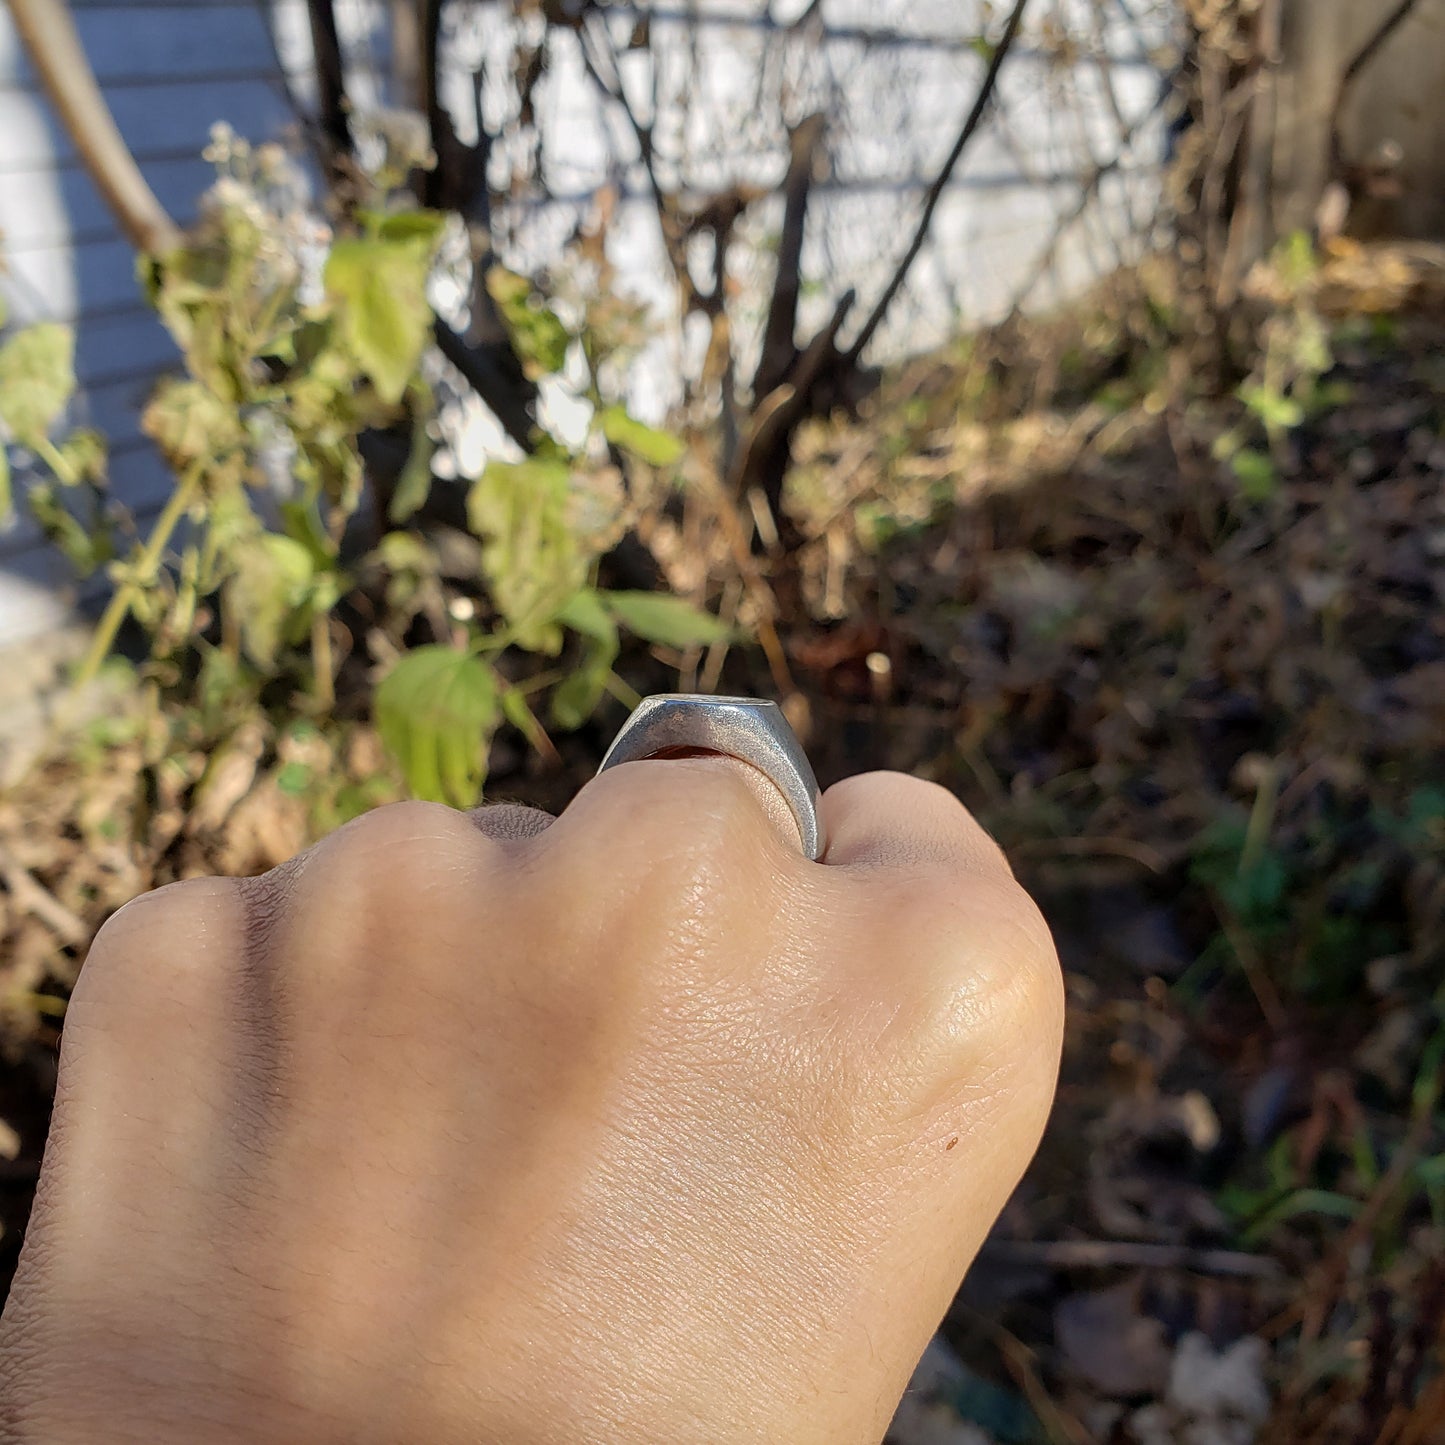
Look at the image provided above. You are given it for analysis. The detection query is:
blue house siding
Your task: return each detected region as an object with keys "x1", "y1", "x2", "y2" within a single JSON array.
[{"x1": 0, "y1": 0, "x2": 295, "y2": 647}]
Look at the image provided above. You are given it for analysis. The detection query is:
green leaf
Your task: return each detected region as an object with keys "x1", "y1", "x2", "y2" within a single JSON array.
[
  {"x1": 1278, "y1": 230, "x2": 1319, "y2": 290},
  {"x1": 551, "y1": 655, "x2": 611, "y2": 732},
  {"x1": 467, "y1": 457, "x2": 590, "y2": 652},
  {"x1": 1241, "y1": 1187, "x2": 1360, "y2": 1247},
  {"x1": 1238, "y1": 382, "x2": 1303, "y2": 433},
  {"x1": 228, "y1": 533, "x2": 316, "y2": 668},
  {"x1": 487, "y1": 267, "x2": 570, "y2": 378},
  {"x1": 276, "y1": 760, "x2": 312, "y2": 797},
  {"x1": 1210, "y1": 429, "x2": 1241, "y2": 463},
  {"x1": 54, "y1": 428, "x2": 107, "y2": 485},
  {"x1": 501, "y1": 684, "x2": 538, "y2": 738},
  {"x1": 26, "y1": 479, "x2": 110, "y2": 576},
  {"x1": 553, "y1": 589, "x2": 620, "y2": 730},
  {"x1": 325, "y1": 234, "x2": 438, "y2": 405},
  {"x1": 389, "y1": 404, "x2": 436, "y2": 523},
  {"x1": 1230, "y1": 448, "x2": 1279, "y2": 503},
  {"x1": 599, "y1": 406, "x2": 685, "y2": 467},
  {"x1": 558, "y1": 587, "x2": 619, "y2": 644},
  {"x1": 0, "y1": 323, "x2": 75, "y2": 448},
  {"x1": 376, "y1": 528, "x2": 437, "y2": 575},
  {"x1": 375, "y1": 646, "x2": 499, "y2": 807},
  {"x1": 374, "y1": 209, "x2": 450, "y2": 246},
  {"x1": 602, "y1": 590, "x2": 732, "y2": 649},
  {"x1": 278, "y1": 499, "x2": 339, "y2": 572}
]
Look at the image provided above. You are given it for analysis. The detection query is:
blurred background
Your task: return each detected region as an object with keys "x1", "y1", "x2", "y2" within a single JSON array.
[{"x1": 2, "y1": 1, "x2": 1444, "y2": 1439}]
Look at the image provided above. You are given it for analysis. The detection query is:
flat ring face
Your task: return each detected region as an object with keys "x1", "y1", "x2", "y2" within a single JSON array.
[{"x1": 597, "y1": 695, "x2": 825, "y2": 861}]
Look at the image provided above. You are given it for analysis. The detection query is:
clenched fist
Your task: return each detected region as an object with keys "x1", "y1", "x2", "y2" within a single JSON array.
[{"x1": 0, "y1": 760, "x2": 1062, "y2": 1444}]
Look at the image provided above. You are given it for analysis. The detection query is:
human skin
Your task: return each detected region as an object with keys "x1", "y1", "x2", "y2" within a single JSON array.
[{"x1": 0, "y1": 760, "x2": 1063, "y2": 1444}]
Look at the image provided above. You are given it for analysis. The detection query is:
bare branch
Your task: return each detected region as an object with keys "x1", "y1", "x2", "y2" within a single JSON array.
[
  {"x1": 845, "y1": 0, "x2": 1032, "y2": 364},
  {"x1": 576, "y1": 11, "x2": 693, "y2": 303},
  {"x1": 1218, "y1": 0, "x2": 1283, "y2": 307},
  {"x1": 419, "y1": 0, "x2": 491, "y2": 221},
  {"x1": 435, "y1": 317, "x2": 536, "y2": 453},
  {"x1": 415, "y1": 3, "x2": 533, "y2": 440},
  {"x1": 1338, "y1": 0, "x2": 1422, "y2": 96},
  {"x1": 8, "y1": 0, "x2": 181, "y2": 255},
  {"x1": 420, "y1": 0, "x2": 445, "y2": 151},
  {"x1": 306, "y1": 0, "x2": 353, "y2": 175},
  {"x1": 732, "y1": 287, "x2": 855, "y2": 517},
  {"x1": 391, "y1": 0, "x2": 423, "y2": 109},
  {"x1": 754, "y1": 112, "x2": 826, "y2": 399}
]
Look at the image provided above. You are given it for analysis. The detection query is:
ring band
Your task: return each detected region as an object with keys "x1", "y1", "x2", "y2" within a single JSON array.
[{"x1": 597, "y1": 695, "x2": 826, "y2": 861}]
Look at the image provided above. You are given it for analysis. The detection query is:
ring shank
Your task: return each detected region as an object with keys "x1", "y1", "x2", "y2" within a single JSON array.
[{"x1": 597, "y1": 696, "x2": 825, "y2": 860}]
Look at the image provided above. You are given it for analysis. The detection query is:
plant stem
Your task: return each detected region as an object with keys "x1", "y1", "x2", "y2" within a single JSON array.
[
  {"x1": 311, "y1": 613, "x2": 335, "y2": 711},
  {"x1": 1240, "y1": 760, "x2": 1281, "y2": 878},
  {"x1": 501, "y1": 684, "x2": 560, "y2": 764},
  {"x1": 76, "y1": 470, "x2": 199, "y2": 686},
  {"x1": 35, "y1": 437, "x2": 78, "y2": 487},
  {"x1": 603, "y1": 672, "x2": 642, "y2": 710}
]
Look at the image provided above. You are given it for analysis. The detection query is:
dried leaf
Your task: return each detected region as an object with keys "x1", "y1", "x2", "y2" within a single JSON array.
[
  {"x1": 0, "y1": 324, "x2": 74, "y2": 449},
  {"x1": 1056, "y1": 1282, "x2": 1172, "y2": 1398}
]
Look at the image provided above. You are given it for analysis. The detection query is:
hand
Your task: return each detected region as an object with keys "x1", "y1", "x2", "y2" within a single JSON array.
[{"x1": 0, "y1": 761, "x2": 1062, "y2": 1445}]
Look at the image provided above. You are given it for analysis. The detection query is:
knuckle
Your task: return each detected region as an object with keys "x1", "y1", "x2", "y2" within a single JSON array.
[
  {"x1": 278, "y1": 801, "x2": 510, "y2": 1000},
  {"x1": 552, "y1": 759, "x2": 788, "y2": 900},
  {"x1": 77, "y1": 876, "x2": 244, "y2": 1010},
  {"x1": 299, "y1": 800, "x2": 505, "y2": 915},
  {"x1": 883, "y1": 871, "x2": 1064, "y2": 1094}
]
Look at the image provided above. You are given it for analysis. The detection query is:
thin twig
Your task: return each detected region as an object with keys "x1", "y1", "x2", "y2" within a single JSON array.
[
  {"x1": 995, "y1": 1328, "x2": 1094, "y2": 1445},
  {"x1": 390, "y1": 0, "x2": 422, "y2": 109},
  {"x1": 1002, "y1": 88, "x2": 1170, "y2": 322},
  {"x1": 1011, "y1": 834, "x2": 1169, "y2": 874},
  {"x1": 1298, "y1": 1040, "x2": 1444, "y2": 1348},
  {"x1": 689, "y1": 451, "x2": 796, "y2": 698},
  {"x1": 1212, "y1": 893, "x2": 1288, "y2": 1033},
  {"x1": 77, "y1": 466, "x2": 201, "y2": 687},
  {"x1": 846, "y1": 0, "x2": 1032, "y2": 364},
  {"x1": 980, "y1": 1238, "x2": 1282, "y2": 1280},
  {"x1": 0, "y1": 849, "x2": 88, "y2": 947},
  {"x1": 577, "y1": 12, "x2": 690, "y2": 302}
]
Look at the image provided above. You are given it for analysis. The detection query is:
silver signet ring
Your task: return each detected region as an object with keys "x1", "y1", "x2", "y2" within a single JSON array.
[{"x1": 597, "y1": 695, "x2": 826, "y2": 861}]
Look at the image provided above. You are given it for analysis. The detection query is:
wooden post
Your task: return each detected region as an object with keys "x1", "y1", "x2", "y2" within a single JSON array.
[{"x1": 1268, "y1": 0, "x2": 1445, "y2": 243}]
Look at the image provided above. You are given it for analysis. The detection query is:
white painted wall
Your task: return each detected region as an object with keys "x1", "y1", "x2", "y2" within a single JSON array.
[{"x1": 1, "y1": 0, "x2": 1177, "y2": 648}]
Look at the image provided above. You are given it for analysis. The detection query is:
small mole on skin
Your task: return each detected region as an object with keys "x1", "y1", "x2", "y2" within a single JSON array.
[{"x1": 946, "y1": 1136, "x2": 959, "y2": 1151}]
